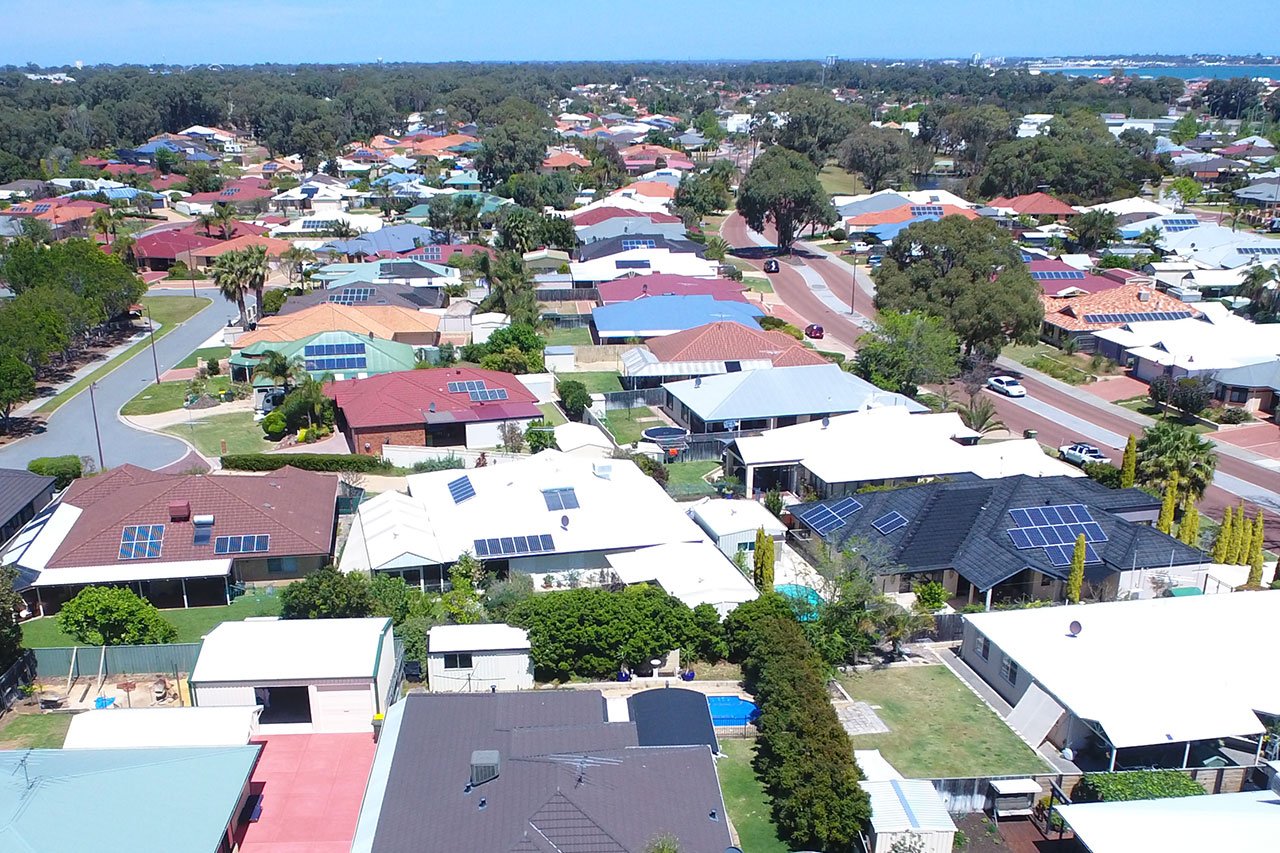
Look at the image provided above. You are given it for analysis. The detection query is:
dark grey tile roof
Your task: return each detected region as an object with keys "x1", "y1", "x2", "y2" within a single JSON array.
[
  {"x1": 795, "y1": 475, "x2": 1193, "y2": 591},
  {"x1": 577, "y1": 235, "x2": 706, "y2": 262},
  {"x1": 0, "y1": 468, "x2": 55, "y2": 526},
  {"x1": 275, "y1": 284, "x2": 444, "y2": 316},
  {"x1": 370, "y1": 692, "x2": 731, "y2": 853}
]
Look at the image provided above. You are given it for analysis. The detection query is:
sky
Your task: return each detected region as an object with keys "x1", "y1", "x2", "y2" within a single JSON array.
[{"x1": 4, "y1": 0, "x2": 1280, "y2": 67}]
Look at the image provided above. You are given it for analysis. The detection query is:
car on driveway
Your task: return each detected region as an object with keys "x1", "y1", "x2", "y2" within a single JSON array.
[
  {"x1": 763, "y1": 258, "x2": 780, "y2": 273},
  {"x1": 986, "y1": 375, "x2": 1027, "y2": 397},
  {"x1": 803, "y1": 324, "x2": 824, "y2": 340},
  {"x1": 1059, "y1": 442, "x2": 1108, "y2": 466},
  {"x1": 843, "y1": 241, "x2": 872, "y2": 254}
]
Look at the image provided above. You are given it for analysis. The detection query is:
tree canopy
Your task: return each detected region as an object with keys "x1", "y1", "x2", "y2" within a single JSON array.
[
  {"x1": 854, "y1": 310, "x2": 960, "y2": 395},
  {"x1": 837, "y1": 124, "x2": 911, "y2": 191},
  {"x1": 735, "y1": 146, "x2": 835, "y2": 252},
  {"x1": 57, "y1": 586, "x2": 178, "y2": 645}
]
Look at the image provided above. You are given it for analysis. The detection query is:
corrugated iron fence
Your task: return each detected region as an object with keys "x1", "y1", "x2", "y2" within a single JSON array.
[
  {"x1": 0, "y1": 652, "x2": 36, "y2": 712},
  {"x1": 31, "y1": 643, "x2": 203, "y2": 679}
]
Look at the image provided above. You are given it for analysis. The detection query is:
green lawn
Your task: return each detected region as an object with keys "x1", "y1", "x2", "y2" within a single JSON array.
[
  {"x1": 818, "y1": 164, "x2": 865, "y2": 197},
  {"x1": 665, "y1": 460, "x2": 720, "y2": 498},
  {"x1": 717, "y1": 740, "x2": 789, "y2": 853},
  {"x1": 603, "y1": 406, "x2": 655, "y2": 446},
  {"x1": 743, "y1": 277, "x2": 773, "y2": 293},
  {"x1": 176, "y1": 345, "x2": 231, "y2": 369},
  {"x1": 161, "y1": 411, "x2": 272, "y2": 456},
  {"x1": 37, "y1": 296, "x2": 211, "y2": 414},
  {"x1": 537, "y1": 402, "x2": 567, "y2": 426},
  {"x1": 121, "y1": 376, "x2": 231, "y2": 416},
  {"x1": 1115, "y1": 398, "x2": 1215, "y2": 435},
  {"x1": 0, "y1": 713, "x2": 72, "y2": 749},
  {"x1": 544, "y1": 327, "x2": 592, "y2": 346},
  {"x1": 839, "y1": 665, "x2": 1049, "y2": 778},
  {"x1": 21, "y1": 591, "x2": 283, "y2": 647},
  {"x1": 567, "y1": 371, "x2": 623, "y2": 394}
]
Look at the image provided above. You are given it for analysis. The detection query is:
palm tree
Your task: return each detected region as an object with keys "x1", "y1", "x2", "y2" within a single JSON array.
[
  {"x1": 1240, "y1": 264, "x2": 1277, "y2": 315},
  {"x1": 703, "y1": 235, "x2": 730, "y2": 262},
  {"x1": 212, "y1": 202, "x2": 237, "y2": 240},
  {"x1": 873, "y1": 601, "x2": 934, "y2": 658},
  {"x1": 374, "y1": 182, "x2": 395, "y2": 219},
  {"x1": 452, "y1": 196, "x2": 481, "y2": 241},
  {"x1": 253, "y1": 350, "x2": 303, "y2": 392},
  {"x1": 196, "y1": 212, "x2": 217, "y2": 237},
  {"x1": 1136, "y1": 421, "x2": 1218, "y2": 507},
  {"x1": 331, "y1": 220, "x2": 360, "y2": 240},
  {"x1": 280, "y1": 245, "x2": 316, "y2": 287},
  {"x1": 90, "y1": 208, "x2": 118, "y2": 246},
  {"x1": 957, "y1": 395, "x2": 1006, "y2": 435},
  {"x1": 212, "y1": 252, "x2": 249, "y2": 325},
  {"x1": 241, "y1": 245, "x2": 270, "y2": 321},
  {"x1": 294, "y1": 372, "x2": 333, "y2": 428},
  {"x1": 1136, "y1": 226, "x2": 1164, "y2": 253},
  {"x1": 477, "y1": 252, "x2": 539, "y2": 327}
]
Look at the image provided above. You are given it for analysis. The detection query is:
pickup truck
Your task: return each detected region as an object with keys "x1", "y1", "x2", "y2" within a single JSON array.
[{"x1": 1059, "y1": 443, "x2": 1108, "y2": 466}]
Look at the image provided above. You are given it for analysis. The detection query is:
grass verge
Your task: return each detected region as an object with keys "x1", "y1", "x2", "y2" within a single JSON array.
[
  {"x1": 176, "y1": 345, "x2": 231, "y2": 369},
  {"x1": 121, "y1": 376, "x2": 231, "y2": 416},
  {"x1": 161, "y1": 411, "x2": 271, "y2": 456},
  {"x1": 716, "y1": 740, "x2": 789, "y2": 853},
  {"x1": 36, "y1": 296, "x2": 211, "y2": 415},
  {"x1": 818, "y1": 164, "x2": 865, "y2": 197},
  {"x1": 21, "y1": 591, "x2": 283, "y2": 647}
]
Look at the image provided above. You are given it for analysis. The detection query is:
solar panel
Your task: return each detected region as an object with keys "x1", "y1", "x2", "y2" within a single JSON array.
[
  {"x1": 1043, "y1": 542, "x2": 1102, "y2": 567},
  {"x1": 473, "y1": 533, "x2": 556, "y2": 556},
  {"x1": 830, "y1": 496, "x2": 864, "y2": 519},
  {"x1": 305, "y1": 356, "x2": 367, "y2": 371},
  {"x1": 797, "y1": 497, "x2": 863, "y2": 537},
  {"x1": 448, "y1": 380, "x2": 489, "y2": 393},
  {"x1": 119, "y1": 524, "x2": 165, "y2": 560},
  {"x1": 620, "y1": 238, "x2": 658, "y2": 250},
  {"x1": 213, "y1": 534, "x2": 270, "y2": 555},
  {"x1": 327, "y1": 287, "x2": 375, "y2": 305},
  {"x1": 1083, "y1": 311, "x2": 1193, "y2": 324},
  {"x1": 32, "y1": 203, "x2": 52, "y2": 213},
  {"x1": 1005, "y1": 503, "x2": 1107, "y2": 561},
  {"x1": 872, "y1": 511, "x2": 908, "y2": 535},
  {"x1": 1030, "y1": 270, "x2": 1087, "y2": 281},
  {"x1": 1244, "y1": 246, "x2": 1280, "y2": 255},
  {"x1": 542, "y1": 488, "x2": 579, "y2": 511},
  {"x1": 468, "y1": 388, "x2": 509, "y2": 402},
  {"x1": 910, "y1": 205, "x2": 944, "y2": 216},
  {"x1": 615, "y1": 259, "x2": 651, "y2": 269},
  {"x1": 447, "y1": 475, "x2": 475, "y2": 504}
]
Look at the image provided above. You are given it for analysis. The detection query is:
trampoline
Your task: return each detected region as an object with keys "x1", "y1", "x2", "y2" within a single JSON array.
[{"x1": 707, "y1": 695, "x2": 760, "y2": 727}]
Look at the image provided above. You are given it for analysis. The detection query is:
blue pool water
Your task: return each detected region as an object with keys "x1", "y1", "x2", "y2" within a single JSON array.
[{"x1": 707, "y1": 695, "x2": 760, "y2": 726}]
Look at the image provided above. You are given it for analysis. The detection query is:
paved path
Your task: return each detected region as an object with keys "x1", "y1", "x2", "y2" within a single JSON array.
[{"x1": 0, "y1": 287, "x2": 237, "y2": 471}]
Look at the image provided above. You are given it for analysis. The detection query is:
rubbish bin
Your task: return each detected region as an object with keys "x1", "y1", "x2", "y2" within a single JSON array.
[{"x1": 1023, "y1": 429, "x2": 1037, "y2": 440}]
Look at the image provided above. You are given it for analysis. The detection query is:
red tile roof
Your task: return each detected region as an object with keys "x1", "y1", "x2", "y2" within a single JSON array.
[
  {"x1": 571, "y1": 206, "x2": 681, "y2": 226},
  {"x1": 989, "y1": 192, "x2": 1077, "y2": 217},
  {"x1": 596, "y1": 275, "x2": 748, "y2": 305},
  {"x1": 1027, "y1": 259, "x2": 1118, "y2": 295},
  {"x1": 133, "y1": 229, "x2": 222, "y2": 261},
  {"x1": 326, "y1": 367, "x2": 542, "y2": 430},
  {"x1": 1041, "y1": 283, "x2": 1202, "y2": 332},
  {"x1": 46, "y1": 465, "x2": 338, "y2": 571},
  {"x1": 645, "y1": 321, "x2": 829, "y2": 367}
]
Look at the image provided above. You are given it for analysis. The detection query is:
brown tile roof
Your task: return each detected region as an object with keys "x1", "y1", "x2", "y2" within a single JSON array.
[
  {"x1": 234, "y1": 304, "x2": 440, "y2": 348},
  {"x1": 645, "y1": 321, "x2": 829, "y2": 366},
  {"x1": 1041, "y1": 283, "x2": 1202, "y2": 332},
  {"x1": 542, "y1": 151, "x2": 591, "y2": 169},
  {"x1": 989, "y1": 192, "x2": 1077, "y2": 217},
  {"x1": 47, "y1": 465, "x2": 338, "y2": 571},
  {"x1": 326, "y1": 367, "x2": 541, "y2": 430},
  {"x1": 192, "y1": 234, "x2": 296, "y2": 261}
]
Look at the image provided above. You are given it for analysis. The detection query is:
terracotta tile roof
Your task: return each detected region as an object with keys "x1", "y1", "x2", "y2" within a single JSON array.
[
  {"x1": 400, "y1": 134, "x2": 479, "y2": 156},
  {"x1": 542, "y1": 151, "x2": 591, "y2": 169},
  {"x1": 846, "y1": 203, "x2": 978, "y2": 228},
  {"x1": 235, "y1": 303, "x2": 440, "y2": 348},
  {"x1": 988, "y1": 192, "x2": 1077, "y2": 217},
  {"x1": 191, "y1": 234, "x2": 296, "y2": 260},
  {"x1": 47, "y1": 465, "x2": 338, "y2": 571},
  {"x1": 646, "y1": 321, "x2": 829, "y2": 366},
  {"x1": 326, "y1": 367, "x2": 541, "y2": 430},
  {"x1": 620, "y1": 181, "x2": 676, "y2": 199},
  {"x1": 177, "y1": 220, "x2": 270, "y2": 240},
  {"x1": 1041, "y1": 283, "x2": 1202, "y2": 332}
]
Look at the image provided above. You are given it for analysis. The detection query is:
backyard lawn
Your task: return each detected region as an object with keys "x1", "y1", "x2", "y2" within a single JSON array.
[
  {"x1": 716, "y1": 740, "x2": 789, "y2": 853},
  {"x1": 121, "y1": 376, "x2": 230, "y2": 415},
  {"x1": 537, "y1": 402, "x2": 567, "y2": 426},
  {"x1": 567, "y1": 371, "x2": 623, "y2": 394},
  {"x1": 664, "y1": 460, "x2": 720, "y2": 499},
  {"x1": 162, "y1": 411, "x2": 271, "y2": 456},
  {"x1": 176, "y1": 345, "x2": 231, "y2": 369},
  {"x1": 603, "y1": 406, "x2": 655, "y2": 446},
  {"x1": 0, "y1": 713, "x2": 72, "y2": 749},
  {"x1": 543, "y1": 326, "x2": 592, "y2": 346},
  {"x1": 21, "y1": 590, "x2": 284, "y2": 647},
  {"x1": 839, "y1": 665, "x2": 1049, "y2": 778}
]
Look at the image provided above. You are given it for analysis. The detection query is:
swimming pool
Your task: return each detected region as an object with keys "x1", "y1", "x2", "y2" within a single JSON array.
[
  {"x1": 707, "y1": 695, "x2": 760, "y2": 726},
  {"x1": 774, "y1": 583, "x2": 824, "y2": 621}
]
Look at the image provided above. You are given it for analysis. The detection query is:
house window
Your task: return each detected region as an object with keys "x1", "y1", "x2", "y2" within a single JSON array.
[
  {"x1": 1041, "y1": 572, "x2": 1052, "y2": 586},
  {"x1": 999, "y1": 654, "x2": 1019, "y2": 686},
  {"x1": 737, "y1": 541, "x2": 756, "y2": 552},
  {"x1": 975, "y1": 634, "x2": 990, "y2": 661},
  {"x1": 1229, "y1": 388, "x2": 1248, "y2": 403},
  {"x1": 267, "y1": 557, "x2": 299, "y2": 574},
  {"x1": 444, "y1": 653, "x2": 473, "y2": 669}
]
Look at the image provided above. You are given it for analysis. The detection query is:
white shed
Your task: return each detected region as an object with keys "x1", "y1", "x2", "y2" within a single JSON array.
[
  {"x1": 189, "y1": 617, "x2": 396, "y2": 733},
  {"x1": 426, "y1": 623, "x2": 534, "y2": 692},
  {"x1": 687, "y1": 498, "x2": 786, "y2": 563},
  {"x1": 860, "y1": 779, "x2": 957, "y2": 853},
  {"x1": 63, "y1": 706, "x2": 262, "y2": 749}
]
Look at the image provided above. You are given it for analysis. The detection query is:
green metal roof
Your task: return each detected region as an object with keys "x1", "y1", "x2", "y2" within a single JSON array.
[
  {"x1": 0, "y1": 746, "x2": 260, "y2": 853},
  {"x1": 231, "y1": 330, "x2": 419, "y2": 381}
]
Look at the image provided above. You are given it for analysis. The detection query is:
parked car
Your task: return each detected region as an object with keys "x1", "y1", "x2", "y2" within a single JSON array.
[
  {"x1": 843, "y1": 241, "x2": 872, "y2": 254},
  {"x1": 1059, "y1": 442, "x2": 1108, "y2": 466},
  {"x1": 986, "y1": 375, "x2": 1027, "y2": 397},
  {"x1": 804, "y1": 323, "x2": 825, "y2": 340},
  {"x1": 867, "y1": 254, "x2": 884, "y2": 268},
  {"x1": 763, "y1": 258, "x2": 780, "y2": 273}
]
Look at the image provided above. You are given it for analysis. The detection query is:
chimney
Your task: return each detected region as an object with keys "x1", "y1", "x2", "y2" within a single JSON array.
[
  {"x1": 470, "y1": 750, "x2": 500, "y2": 788},
  {"x1": 168, "y1": 500, "x2": 191, "y2": 522}
]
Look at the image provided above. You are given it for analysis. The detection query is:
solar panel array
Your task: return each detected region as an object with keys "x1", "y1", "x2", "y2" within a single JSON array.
[
  {"x1": 910, "y1": 205, "x2": 944, "y2": 216},
  {"x1": 1162, "y1": 223, "x2": 1200, "y2": 233},
  {"x1": 615, "y1": 259, "x2": 651, "y2": 269},
  {"x1": 219, "y1": 188, "x2": 240, "y2": 196},
  {"x1": 1243, "y1": 246, "x2": 1280, "y2": 255},
  {"x1": 414, "y1": 246, "x2": 443, "y2": 260},
  {"x1": 797, "y1": 496, "x2": 864, "y2": 537},
  {"x1": 302, "y1": 220, "x2": 337, "y2": 231},
  {"x1": 872, "y1": 511, "x2": 909, "y2": 535},
  {"x1": 448, "y1": 475, "x2": 476, "y2": 504},
  {"x1": 327, "y1": 287, "x2": 375, "y2": 304},
  {"x1": 448, "y1": 380, "x2": 488, "y2": 393},
  {"x1": 469, "y1": 388, "x2": 509, "y2": 402},
  {"x1": 1030, "y1": 270, "x2": 1087, "y2": 281},
  {"x1": 214, "y1": 534, "x2": 270, "y2": 555},
  {"x1": 473, "y1": 534, "x2": 555, "y2": 557},
  {"x1": 1006, "y1": 503, "x2": 1105, "y2": 566},
  {"x1": 304, "y1": 342, "x2": 367, "y2": 357},
  {"x1": 1083, "y1": 311, "x2": 1193, "y2": 324},
  {"x1": 620, "y1": 238, "x2": 657, "y2": 251},
  {"x1": 306, "y1": 356, "x2": 366, "y2": 371},
  {"x1": 32, "y1": 203, "x2": 52, "y2": 213},
  {"x1": 542, "y1": 487, "x2": 579, "y2": 511},
  {"x1": 119, "y1": 524, "x2": 165, "y2": 560}
]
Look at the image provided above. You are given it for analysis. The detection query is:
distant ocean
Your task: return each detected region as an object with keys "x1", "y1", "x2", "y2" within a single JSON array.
[{"x1": 1035, "y1": 65, "x2": 1280, "y2": 80}]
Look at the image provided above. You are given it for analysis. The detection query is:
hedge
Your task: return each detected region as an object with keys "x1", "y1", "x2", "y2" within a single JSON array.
[
  {"x1": 220, "y1": 453, "x2": 395, "y2": 473},
  {"x1": 1075, "y1": 770, "x2": 1206, "y2": 803}
]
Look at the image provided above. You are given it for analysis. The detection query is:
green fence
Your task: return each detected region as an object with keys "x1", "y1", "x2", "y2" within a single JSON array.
[{"x1": 32, "y1": 643, "x2": 203, "y2": 678}]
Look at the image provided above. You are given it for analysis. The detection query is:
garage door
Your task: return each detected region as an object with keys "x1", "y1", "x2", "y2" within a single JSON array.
[{"x1": 311, "y1": 684, "x2": 373, "y2": 733}]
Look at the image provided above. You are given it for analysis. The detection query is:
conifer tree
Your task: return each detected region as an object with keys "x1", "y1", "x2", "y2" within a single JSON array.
[
  {"x1": 1156, "y1": 472, "x2": 1178, "y2": 534},
  {"x1": 1178, "y1": 502, "x2": 1200, "y2": 548},
  {"x1": 1066, "y1": 534, "x2": 1086, "y2": 604},
  {"x1": 1120, "y1": 434, "x2": 1137, "y2": 489},
  {"x1": 1211, "y1": 507, "x2": 1233, "y2": 564}
]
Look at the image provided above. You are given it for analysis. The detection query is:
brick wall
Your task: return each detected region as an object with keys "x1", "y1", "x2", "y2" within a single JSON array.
[{"x1": 351, "y1": 425, "x2": 427, "y2": 456}]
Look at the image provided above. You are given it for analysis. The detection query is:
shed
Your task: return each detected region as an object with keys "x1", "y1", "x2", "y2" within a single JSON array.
[
  {"x1": 687, "y1": 497, "x2": 785, "y2": 563},
  {"x1": 189, "y1": 617, "x2": 395, "y2": 733},
  {"x1": 426, "y1": 623, "x2": 534, "y2": 692},
  {"x1": 861, "y1": 779, "x2": 957, "y2": 853},
  {"x1": 64, "y1": 706, "x2": 261, "y2": 749}
]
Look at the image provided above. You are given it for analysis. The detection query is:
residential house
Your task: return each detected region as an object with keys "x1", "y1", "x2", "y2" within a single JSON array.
[
  {"x1": 988, "y1": 192, "x2": 1078, "y2": 219},
  {"x1": 663, "y1": 363, "x2": 925, "y2": 435},
  {"x1": 319, "y1": 224, "x2": 442, "y2": 258},
  {"x1": 131, "y1": 229, "x2": 222, "y2": 272},
  {"x1": 339, "y1": 451, "x2": 709, "y2": 589},
  {"x1": 62, "y1": 706, "x2": 261, "y2": 750},
  {"x1": 572, "y1": 207, "x2": 686, "y2": 243},
  {"x1": 311, "y1": 258, "x2": 460, "y2": 289},
  {"x1": 0, "y1": 196, "x2": 106, "y2": 238},
  {"x1": 1027, "y1": 258, "x2": 1120, "y2": 297},
  {"x1": 1210, "y1": 360, "x2": 1280, "y2": 416},
  {"x1": 188, "y1": 234, "x2": 296, "y2": 270},
  {"x1": 621, "y1": 320, "x2": 826, "y2": 388},
  {"x1": 232, "y1": 304, "x2": 441, "y2": 350},
  {"x1": 961, "y1": 594, "x2": 1280, "y2": 771},
  {"x1": 1, "y1": 465, "x2": 339, "y2": 614},
  {"x1": 725, "y1": 407, "x2": 1077, "y2": 497},
  {"x1": 577, "y1": 234, "x2": 706, "y2": 263},
  {"x1": 571, "y1": 248, "x2": 720, "y2": 285},
  {"x1": 177, "y1": 180, "x2": 275, "y2": 215},
  {"x1": 326, "y1": 366, "x2": 542, "y2": 455},
  {"x1": 275, "y1": 283, "x2": 446, "y2": 316},
  {"x1": 596, "y1": 274, "x2": 746, "y2": 305},
  {"x1": 792, "y1": 474, "x2": 1200, "y2": 607},
  {"x1": 591, "y1": 295, "x2": 764, "y2": 343},
  {"x1": 602, "y1": 541, "x2": 759, "y2": 616},
  {"x1": 1039, "y1": 283, "x2": 1203, "y2": 351},
  {"x1": 425, "y1": 624, "x2": 534, "y2": 692},
  {"x1": 521, "y1": 248, "x2": 572, "y2": 272},
  {"x1": 1056, "y1": 791, "x2": 1280, "y2": 852},
  {"x1": 0, "y1": 468, "x2": 55, "y2": 548},
  {"x1": 1093, "y1": 302, "x2": 1280, "y2": 382},
  {"x1": 349, "y1": 691, "x2": 732, "y2": 853}
]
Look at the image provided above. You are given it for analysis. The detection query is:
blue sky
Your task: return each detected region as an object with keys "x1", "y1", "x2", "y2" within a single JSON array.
[{"x1": 4, "y1": 0, "x2": 1279, "y2": 66}]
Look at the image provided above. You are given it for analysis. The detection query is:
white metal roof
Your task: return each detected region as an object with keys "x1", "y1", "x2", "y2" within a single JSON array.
[
  {"x1": 63, "y1": 706, "x2": 261, "y2": 749},
  {"x1": 688, "y1": 498, "x2": 785, "y2": 538},
  {"x1": 860, "y1": 779, "x2": 957, "y2": 834},
  {"x1": 965, "y1": 593, "x2": 1280, "y2": 748},
  {"x1": 854, "y1": 749, "x2": 904, "y2": 781},
  {"x1": 191, "y1": 617, "x2": 391, "y2": 683},
  {"x1": 428, "y1": 623, "x2": 529, "y2": 654},
  {"x1": 31, "y1": 557, "x2": 232, "y2": 587},
  {"x1": 1056, "y1": 791, "x2": 1280, "y2": 853},
  {"x1": 607, "y1": 541, "x2": 758, "y2": 617}
]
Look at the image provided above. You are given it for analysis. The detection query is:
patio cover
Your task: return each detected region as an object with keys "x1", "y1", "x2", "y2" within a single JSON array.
[
  {"x1": 1056, "y1": 790, "x2": 1280, "y2": 853},
  {"x1": 31, "y1": 558, "x2": 232, "y2": 587}
]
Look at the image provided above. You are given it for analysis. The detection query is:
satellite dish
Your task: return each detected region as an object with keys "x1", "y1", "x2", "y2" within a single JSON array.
[
  {"x1": 1068, "y1": 620, "x2": 1083, "y2": 637},
  {"x1": 821, "y1": 416, "x2": 830, "y2": 428},
  {"x1": 560, "y1": 514, "x2": 570, "y2": 529}
]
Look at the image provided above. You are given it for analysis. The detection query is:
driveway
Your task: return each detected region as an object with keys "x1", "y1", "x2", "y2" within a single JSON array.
[{"x1": 0, "y1": 287, "x2": 238, "y2": 471}]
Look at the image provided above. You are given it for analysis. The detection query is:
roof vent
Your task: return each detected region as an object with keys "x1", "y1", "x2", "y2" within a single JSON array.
[
  {"x1": 593, "y1": 462, "x2": 612, "y2": 480},
  {"x1": 1138, "y1": 289, "x2": 1151, "y2": 302},
  {"x1": 168, "y1": 501, "x2": 191, "y2": 522},
  {"x1": 470, "y1": 750, "x2": 500, "y2": 788}
]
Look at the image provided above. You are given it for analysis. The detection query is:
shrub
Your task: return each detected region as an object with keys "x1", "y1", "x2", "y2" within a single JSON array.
[
  {"x1": 912, "y1": 581, "x2": 948, "y2": 611},
  {"x1": 260, "y1": 410, "x2": 287, "y2": 440},
  {"x1": 411, "y1": 455, "x2": 465, "y2": 473},
  {"x1": 557, "y1": 378, "x2": 591, "y2": 420},
  {"x1": 1148, "y1": 375, "x2": 1212, "y2": 417},
  {"x1": 221, "y1": 453, "x2": 394, "y2": 473},
  {"x1": 526, "y1": 419, "x2": 558, "y2": 452},
  {"x1": 828, "y1": 227, "x2": 847, "y2": 241},
  {"x1": 1075, "y1": 770, "x2": 1206, "y2": 803},
  {"x1": 166, "y1": 260, "x2": 190, "y2": 280},
  {"x1": 723, "y1": 592, "x2": 799, "y2": 661},
  {"x1": 1082, "y1": 461, "x2": 1122, "y2": 489},
  {"x1": 204, "y1": 356, "x2": 221, "y2": 376},
  {"x1": 764, "y1": 488, "x2": 784, "y2": 518},
  {"x1": 630, "y1": 452, "x2": 668, "y2": 486},
  {"x1": 280, "y1": 567, "x2": 373, "y2": 619},
  {"x1": 57, "y1": 586, "x2": 178, "y2": 645},
  {"x1": 723, "y1": 264, "x2": 744, "y2": 281},
  {"x1": 1213, "y1": 406, "x2": 1252, "y2": 424},
  {"x1": 759, "y1": 315, "x2": 804, "y2": 340},
  {"x1": 28, "y1": 455, "x2": 83, "y2": 490},
  {"x1": 261, "y1": 289, "x2": 288, "y2": 315}
]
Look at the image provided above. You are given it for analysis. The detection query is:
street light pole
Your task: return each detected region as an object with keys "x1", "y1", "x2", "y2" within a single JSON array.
[
  {"x1": 144, "y1": 305, "x2": 161, "y2": 385},
  {"x1": 87, "y1": 381, "x2": 105, "y2": 471}
]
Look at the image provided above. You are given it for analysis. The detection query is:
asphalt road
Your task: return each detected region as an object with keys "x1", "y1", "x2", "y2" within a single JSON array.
[{"x1": 0, "y1": 288, "x2": 237, "y2": 471}]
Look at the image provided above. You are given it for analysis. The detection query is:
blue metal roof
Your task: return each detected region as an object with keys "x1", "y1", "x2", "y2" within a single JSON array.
[{"x1": 591, "y1": 295, "x2": 763, "y2": 337}]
